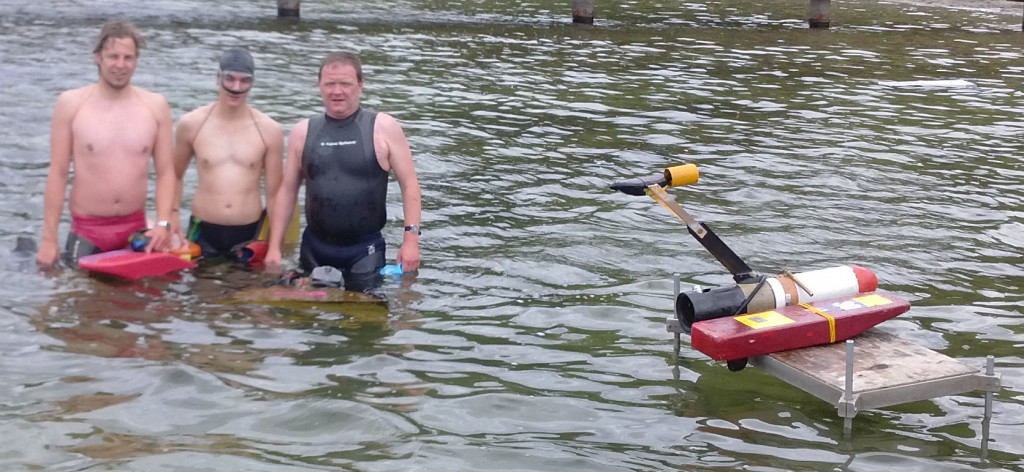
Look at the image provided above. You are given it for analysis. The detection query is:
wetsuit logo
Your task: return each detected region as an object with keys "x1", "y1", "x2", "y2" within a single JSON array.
[{"x1": 320, "y1": 140, "x2": 357, "y2": 147}]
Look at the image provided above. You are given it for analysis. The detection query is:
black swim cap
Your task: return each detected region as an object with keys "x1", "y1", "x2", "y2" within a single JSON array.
[{"x1": 220, "y1": 48, "x2": 255, "y2": 76}]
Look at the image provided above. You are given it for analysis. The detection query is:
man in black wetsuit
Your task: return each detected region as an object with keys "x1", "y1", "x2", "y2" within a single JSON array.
[{"x1": 265, "y1": 51, "x2": 422, "y2": 291}]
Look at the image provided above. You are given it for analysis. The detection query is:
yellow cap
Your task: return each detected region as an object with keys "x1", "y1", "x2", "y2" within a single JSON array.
[{"x1": 664, "y1": 164, "x2": 699, "y2": 187}]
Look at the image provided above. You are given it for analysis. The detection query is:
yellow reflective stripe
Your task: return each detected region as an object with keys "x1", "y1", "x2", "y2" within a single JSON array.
[{"x1": 800, "y1": 303, "x2": 836, "y2": 343}]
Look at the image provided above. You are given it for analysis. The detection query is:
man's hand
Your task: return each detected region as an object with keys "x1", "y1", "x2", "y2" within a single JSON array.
[
  {"x1": 36, "y1": 240, "x2": 60, "y2": 267},
  {"x1": 396, "y1": 242, "x2": 420, "y2": 272},
  {"x1": 144, "y1": 226, "x2": 171, "y2": 253},
  {"x1": 170, "y1": 220, "x2": 186, "y2": 249},
  {"x1": 264, "y1": 248, "x2": 282, "y2": 272}
]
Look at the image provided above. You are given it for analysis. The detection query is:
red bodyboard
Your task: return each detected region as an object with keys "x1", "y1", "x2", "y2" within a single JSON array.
[
  {"x1": 690, "y1": 290, "x2": 910, "y2": 361},
  {"x1": 78, "y1": 249, "x2": 196, "y2": 280}
]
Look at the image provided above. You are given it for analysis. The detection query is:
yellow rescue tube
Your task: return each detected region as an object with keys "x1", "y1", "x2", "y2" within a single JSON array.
[{"x1": 257, "y1": 204, "x2": 302, "y2": 244}]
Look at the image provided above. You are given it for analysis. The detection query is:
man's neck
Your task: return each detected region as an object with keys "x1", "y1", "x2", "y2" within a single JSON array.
[
  {"x1": 325, "y1": 107, "x2": 359, "y2": 121},
  {"x1": 214, "y1": 99, "x2": 250, "y2": 118},
  {"x1": 95, "y1": 81, "x2": 132, "y2": 100}
]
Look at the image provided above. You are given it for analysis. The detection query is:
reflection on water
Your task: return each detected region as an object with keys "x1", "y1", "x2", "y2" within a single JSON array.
[{"x1": 1, "y1": 0, "x2": 1023, "y2": 470}]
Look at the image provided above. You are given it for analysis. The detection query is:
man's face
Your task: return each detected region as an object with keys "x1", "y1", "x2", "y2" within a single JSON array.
[
  {"x1": 94, "y1": 37, "x2": 138, "y2": 90},
  {"x1": 220, "y1": 71, "x2": 254, "y2": 103},
  {"x1": 318, "y1": 62, "x2": 362, "y2": 119}
]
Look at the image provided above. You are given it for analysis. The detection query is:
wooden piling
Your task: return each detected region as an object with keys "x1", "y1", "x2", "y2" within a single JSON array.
[
  {"x1": 808, "y1": 0, "x2": 830, "y2": 28},
  {"x1": 278, "y1": 0, "x2": 300, "y2": 18},
  {"x1": 572, "y1": 0, "x2": 595, "y2": 24}
]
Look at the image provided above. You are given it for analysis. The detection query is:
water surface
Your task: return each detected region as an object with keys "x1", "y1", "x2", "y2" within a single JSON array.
[{"x1": 1, "y1": 0, "x2": 1022, "y2": 470}]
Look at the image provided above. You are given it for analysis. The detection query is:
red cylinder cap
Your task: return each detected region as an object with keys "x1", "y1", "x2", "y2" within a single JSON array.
[{"x1": 850, "y1": 265, "x2": 878, "y2": 292}]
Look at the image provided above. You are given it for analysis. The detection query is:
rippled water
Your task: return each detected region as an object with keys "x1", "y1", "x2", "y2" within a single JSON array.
[{"x1": 1, "y1": 0, "x2": 1022, "y2": 470}]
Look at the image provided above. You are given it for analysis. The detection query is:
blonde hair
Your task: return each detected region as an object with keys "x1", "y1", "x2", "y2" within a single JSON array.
[{"x1": 93, "y1": 20, "x2": 144, "y2": 55}]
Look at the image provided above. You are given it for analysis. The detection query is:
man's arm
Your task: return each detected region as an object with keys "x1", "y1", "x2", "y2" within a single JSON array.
[
  {"x1": 378, "y1": 113, "x2": 422, "y2": 271},
  {"x1": 260, "y1": 116, "x2": 285, "y2": 224},
  {"x1": 264, "y1": 119, "x2": 307, "y2": 269},
  {"x1": 145, "y1": 94, "x2": 176, "y2": 252},
  {"x1": 37, "y1": 91, "x2": 77, "y2": 266},
  {"x1": 170, "y1": 112, "x2": 197, "y2": 241}
]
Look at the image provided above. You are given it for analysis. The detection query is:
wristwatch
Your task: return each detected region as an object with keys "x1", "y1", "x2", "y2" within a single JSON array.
[
  {"x1": 404, "y1": 225, "x2": 421, "y2": 236},
  {"x1": 156, "y1": 220, "x2": 171, "y2": 230}
]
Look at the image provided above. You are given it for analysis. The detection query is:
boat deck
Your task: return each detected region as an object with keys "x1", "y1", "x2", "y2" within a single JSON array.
[{"x1": 667, "y1": 312, "x2": 1001, "y2": 435}]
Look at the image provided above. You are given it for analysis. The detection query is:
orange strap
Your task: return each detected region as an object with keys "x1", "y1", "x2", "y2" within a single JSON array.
[{"x1": 800, "y1": 303, "x2": 836, "y2": 343}]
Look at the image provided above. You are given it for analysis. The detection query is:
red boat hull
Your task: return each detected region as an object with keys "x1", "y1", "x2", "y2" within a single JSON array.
[{"x1": 690, "y1": 290, "x2": 910, "y2": 361}]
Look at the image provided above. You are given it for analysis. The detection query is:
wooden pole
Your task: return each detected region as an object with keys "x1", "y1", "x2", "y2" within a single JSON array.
[
  {"x1": 278, "y1": 0, "x2": 300, "y2": 18},
  {"x1": 808, "y1": 0, "x2": 830, "y2": 28},
  {"x1": 572, "y1": 0, "x2": 595, "y2": 24}
]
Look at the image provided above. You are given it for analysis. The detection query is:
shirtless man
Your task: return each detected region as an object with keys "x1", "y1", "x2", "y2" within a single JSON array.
[
  {"x1": 265, "y1": 51, "x2": 421, "y2": 291},
  {"x1": 173, "y1": 48, "x2": 284, "y2": 260},
  {"x1": 37, "y1": 20, "x2": 175, "y2": 268}
]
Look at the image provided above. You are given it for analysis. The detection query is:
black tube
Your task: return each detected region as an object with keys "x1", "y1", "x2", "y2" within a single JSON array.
[{"x1": 675, "y1": 284, "x2": 748, "y2": 333}]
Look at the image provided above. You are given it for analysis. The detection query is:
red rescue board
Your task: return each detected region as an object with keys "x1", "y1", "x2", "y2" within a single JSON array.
[
  {"x1": 690, "y1": 290, "x2": 910, "y2": 361},
  {"x1": 78, "y1": 249, "x2": 196, "y2": 280}
]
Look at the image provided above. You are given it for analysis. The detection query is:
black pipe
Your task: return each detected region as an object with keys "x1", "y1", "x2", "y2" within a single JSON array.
[{"x1": 675, "y1": 284, "x2": 748, "y2": 333}]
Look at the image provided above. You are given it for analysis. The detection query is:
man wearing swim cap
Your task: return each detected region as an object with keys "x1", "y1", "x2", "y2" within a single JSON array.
[
  {"x1": 37, "y1": 20, "x2": 176, "y2": 268},
  {"x1": 173, "y1": 47, "x2": 284, "y2": 260},
  {"x1": 265, "y1": 51, "x2": 421, "y2": 291}
]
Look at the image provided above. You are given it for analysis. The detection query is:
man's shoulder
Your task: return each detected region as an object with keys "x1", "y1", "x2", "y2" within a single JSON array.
[
  {"x1": 286, "y1": 116, "x2": 312, "y2": 146},
  {"x1": 250, "y1": 107, "x2": 283, "y2": 129},
  {"x1": 61, "y1": 84, "x2": 92, "y2": 96},
  {"x1": 131, "y1": 86, "x2": 171, "y2": 109},
  {"x1": 128, "y1": 84, "x2": 162, "y2": 96},
  {"x1": 174, "y1": 104, "x2": 212, "y2": 138},
  {"x1": 179, "y1": 103, "x2": 215, "y2": 122},
  {"x1": 372, "y1": 111, "x2": 403, "y2": 133},
  {"x1": 56, "y1": 84, "x2": 94, "y2": 105},
  {"x1": 292, "y1": 116, "x2": 313, "y2": 132}
]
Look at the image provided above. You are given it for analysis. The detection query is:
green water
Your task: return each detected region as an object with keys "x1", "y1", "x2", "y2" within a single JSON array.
[{"x1": 0, "y1": 0, "x2": 1021, "y2": 470}]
